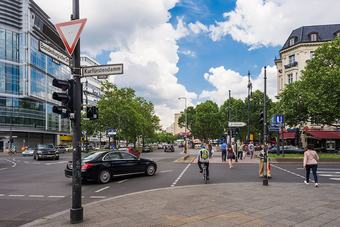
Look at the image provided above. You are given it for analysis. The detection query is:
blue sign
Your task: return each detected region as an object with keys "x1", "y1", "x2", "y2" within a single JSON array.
[
  {"x1": 268, "y1": 125, "x2": 280, "y2": 132},
  {"x1": 272, "y1": 115, "x2": 284, "y2": 124}
]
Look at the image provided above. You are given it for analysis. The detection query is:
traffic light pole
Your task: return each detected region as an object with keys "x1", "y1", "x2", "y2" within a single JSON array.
[
  {"x1": 70, "y1": 0, "x2": 83, "y2": 224},
  {"x1": 263, "y1": 66, "x2": 268, "y2": 186}
]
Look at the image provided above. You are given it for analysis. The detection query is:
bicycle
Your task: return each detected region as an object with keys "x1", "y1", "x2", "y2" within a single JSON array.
[{"x1": 202, "y1": 163, "x2": 208, "y2": 184}]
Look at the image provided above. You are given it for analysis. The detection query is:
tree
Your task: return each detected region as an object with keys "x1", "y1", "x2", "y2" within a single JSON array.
[{"x1": 278, "y1": 37, "x2": 340, "y2": 127}]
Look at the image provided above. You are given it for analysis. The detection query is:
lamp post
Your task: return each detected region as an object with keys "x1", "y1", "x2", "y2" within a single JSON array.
[
  {"x1": 263, "y1": 66, "x2": 268, "y2": 186},
  {"x1": 247, "y1": 71, "x2": 252, "y2": 143},
  {"x1": 178, "y1": 97, "x2": 187, "y2": 154}
]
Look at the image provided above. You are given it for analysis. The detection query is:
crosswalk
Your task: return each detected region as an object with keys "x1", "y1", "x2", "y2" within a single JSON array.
[{"x1": 298, "y1": 167, "x2": 340, "y2": 182}]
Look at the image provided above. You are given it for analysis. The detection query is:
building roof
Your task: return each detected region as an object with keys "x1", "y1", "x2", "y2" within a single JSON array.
[{"x1": 281, "y1": 24, "x2": 340, "y2": 51}]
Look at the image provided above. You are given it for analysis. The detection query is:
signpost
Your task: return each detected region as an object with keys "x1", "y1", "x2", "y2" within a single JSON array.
[
  {"x1": 228, "y1": 122, "x2": 247, "y2": 127},
  {"x1": 39, "y1": 41, "x2": 70, "y2": 66},
  {"x1": 82, "y1": 64, "x2": 123, "y2": 78}
]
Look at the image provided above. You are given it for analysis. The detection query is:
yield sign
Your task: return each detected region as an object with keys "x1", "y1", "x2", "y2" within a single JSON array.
[{"x1": 55, "y1": 18, "x2": 87, "y2": 56}]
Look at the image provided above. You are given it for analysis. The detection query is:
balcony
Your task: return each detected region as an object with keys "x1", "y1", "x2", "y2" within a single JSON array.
[{"x1": 284, "y1": 61, "x2": 298, "y2": 69}]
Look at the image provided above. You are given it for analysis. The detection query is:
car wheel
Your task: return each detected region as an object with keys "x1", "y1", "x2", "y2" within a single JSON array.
[
  {"x1": 55, "y1": 156, "x2": 59, "y2": 160},
  {"x1": 33, "y1": 155, "x2": 36, "y2": 160},
  {"x1": 98, "y1": 170, "x2": 111, "y2": 184},
  {"x1": 145, "y1": 164, "x2": 156, "y2": 176}
]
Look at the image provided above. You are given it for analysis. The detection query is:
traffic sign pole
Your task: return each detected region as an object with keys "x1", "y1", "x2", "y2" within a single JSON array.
[{"x1": 70, "y1": 0, "x2": 83, "y2": 224}]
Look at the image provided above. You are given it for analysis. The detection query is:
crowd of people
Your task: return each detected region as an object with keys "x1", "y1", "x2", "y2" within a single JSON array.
[{"x1": 196, "y1": 140, "x2": 320, "y2": 187}]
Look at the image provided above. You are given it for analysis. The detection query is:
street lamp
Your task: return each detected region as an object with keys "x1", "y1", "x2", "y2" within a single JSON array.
[
  {"x1": 247, "y1": 71, "x2": 252, "y2": 143},
  {"x1": 178, "y1": 97, "x2": 187, "y2": 154},
  {"x1": 263, "y1": 66, "x2": 268, "y2": 186}
]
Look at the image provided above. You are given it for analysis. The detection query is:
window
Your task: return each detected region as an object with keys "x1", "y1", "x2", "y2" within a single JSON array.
[
  {"x1": 287, "y1": 74, "x2": 293, "y2": 84},
  {"x1": 103, "y1": 152, "x2": 121, "y2": 161},
  {"x1": 289, "y1": 37, "x2": 295, "y2": 46},
  {"x1": 289, "y1": 55, "x2": 295, "y2": 64},
  {"x1": 310, "y1": 33, "x2": 317, "y2": 41},
  {"x1": 121, "y1": 152, "x2": 136, "y2": 160}
]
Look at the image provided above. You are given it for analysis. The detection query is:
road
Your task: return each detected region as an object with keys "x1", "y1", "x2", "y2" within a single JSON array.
[{"x1": 0, "y1": 149, "x2": 339, "y2": 226}]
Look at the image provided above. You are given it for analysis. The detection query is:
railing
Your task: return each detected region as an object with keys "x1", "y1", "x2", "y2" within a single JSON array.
[{"x1": 284, "y1": 61, "x2": 298, "y2": 69}]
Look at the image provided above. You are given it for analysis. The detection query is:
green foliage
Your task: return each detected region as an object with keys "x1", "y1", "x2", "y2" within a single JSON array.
[
  {"x1": 155, "y1": 132, "x2": 176, "y2": 143},
  {"x1": 278, "y1": 37, "x2": 340, "y2": 126},
  {"x1": 94, "y1": 81, "x2": 160, "y2": 144}
]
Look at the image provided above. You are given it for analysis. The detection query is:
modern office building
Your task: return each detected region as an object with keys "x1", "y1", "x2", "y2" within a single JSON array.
[{"x1": 0, "y1": 0, "x2": 72, "y2": 152}]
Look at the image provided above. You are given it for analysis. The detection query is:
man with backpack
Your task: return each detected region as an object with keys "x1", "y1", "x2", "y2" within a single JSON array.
[{"x1": 197, "y1": 144, "x2": 214, "y2": 180}]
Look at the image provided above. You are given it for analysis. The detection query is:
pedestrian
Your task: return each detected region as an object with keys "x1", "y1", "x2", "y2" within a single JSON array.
[
  {"x1": 243, "y1": 142, "x2": 248, "y2": 159},
  {"x1": 303, "y1": 145, "x2": 319, "y2": 187},
  {"x1": 248, "y1": 141, "x2": 255, "y2": 159},
  {"x1": 227, "y1": 144, "x2": 234, "y2": 168},
  {"x1": 220, "y1": 141, "x2": 227, "y2": 162},
  {"x1": 237, "y1": 141, "x2": 243, "y2": 160}
]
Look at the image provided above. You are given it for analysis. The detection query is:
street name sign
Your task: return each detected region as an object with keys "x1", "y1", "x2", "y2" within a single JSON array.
[
  {"x1": 268, "y1": 125, "x2": 280, "y2": 132},
  {"x1": 82, "y1": 64, "x2": 124, "y2": 77},
  {"x1": 39, "y1": 41, "x2": 70, "y2": 66},
  {"x1": 228, "y1": 122, "x2": 247, "y2": 127},
  {"x1": 55, "y1": 18, "x2": 87, "y2": 56}
]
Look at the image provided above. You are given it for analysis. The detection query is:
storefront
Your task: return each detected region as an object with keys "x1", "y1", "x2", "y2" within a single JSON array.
[{"x1": 304, "y1": 129, "x2": 340, "y2": 152}]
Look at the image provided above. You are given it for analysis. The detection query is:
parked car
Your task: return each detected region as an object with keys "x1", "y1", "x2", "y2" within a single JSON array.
[
  {"x1": 22, "y1": 147, "x2": 34, "y2": 156},
  {"x1": 164, "y1": 144, "x2": 175, "y2": 152},
  {"x1": 142, "y1": 145, "x2": 153, "y2": 153},
  {"x1": 33, "y1": 144, "x2": 59, "y2": 160},
  {"x1": 157, "y1": 143, "x2": 164, "y2": 149},
  {"x1": 268, "y1": 145, "x2": 304, "y2": 154},
  {"x1": 64, "y1": 151, "x2": 157, "y2": 184},
  {"x1": 56, "y1": 145, "x2": 67, "y2": 153}
]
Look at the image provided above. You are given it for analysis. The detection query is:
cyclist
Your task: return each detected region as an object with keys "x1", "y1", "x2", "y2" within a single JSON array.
[{"x1": 197, "y1": 144, "x2": 213, "y2": 180}]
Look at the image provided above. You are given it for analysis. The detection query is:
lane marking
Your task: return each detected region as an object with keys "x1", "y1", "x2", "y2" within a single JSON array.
[
  {"x1": 29, "y1": 195, "x2": 45, "y2": 198},
  {"x1": 89, "y1": 196, "x2": 107, "y2": 199},
  {"x1": 297, "y1": 168, "x2": 340, "y2": 171},
  {"x1": 318, "y1": 171, "x2": 340, "y2": 174},
  {"x1": 330, "y1": 178, "x2": 340, "y2": 181},
  {"x1": 159, "y1": 170, "x2": 173, "y2": 173},
  {"x1": 117, "y1": 179, "x2": 128, "y2": 184},
  {"x1": 4, "y1": 159, "x2": 16, "y2": 168},
  {"x1": 0, "y1": 168, "x2": 8, "y2": 171},
  {"x1": 0, "y1": 194, "x2": 4, "y2": 196},
  {"x1": 48, "y1": 195, "x2": 65, "y2": 198},
  {"x1": 8, "y1": 194, "x2": 25, "y2": 197},
  {"x1": 319, "y1": 174, "x2": 340, "y2": 177},
  {"x1": 95, "y1": 186, "x2": 110, "y2": 193},
  {"x1": 272, "y1": 164, "x2": 314, "y2": 182},
  {"x1": 171, "y1": 163, "x2": 191, "y2": 187}
]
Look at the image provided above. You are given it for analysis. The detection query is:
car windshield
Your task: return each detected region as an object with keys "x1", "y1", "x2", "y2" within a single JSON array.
[
  {"x1": 82, "y1": 152, "x2": 104, "y2": 161},
  {"x1": 37, "y1": 144, "x2": 54, "y2": 149}
]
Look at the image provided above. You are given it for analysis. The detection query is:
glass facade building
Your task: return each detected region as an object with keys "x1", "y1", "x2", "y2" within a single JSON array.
[{"x1": 0, "y1": 0, "x2": 72, "y2": 152}]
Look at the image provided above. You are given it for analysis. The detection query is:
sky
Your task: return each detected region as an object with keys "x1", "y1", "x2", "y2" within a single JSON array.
[{"x1": 35, "y1": 0, "x2": 340, "y2": 129}]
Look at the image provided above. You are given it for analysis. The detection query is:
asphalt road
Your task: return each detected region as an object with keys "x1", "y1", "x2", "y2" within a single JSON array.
[{"x1": 0, "y1": 149, "x2": 339, "y2": 227}]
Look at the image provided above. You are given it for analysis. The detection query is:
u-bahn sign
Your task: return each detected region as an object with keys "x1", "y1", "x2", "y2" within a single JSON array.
[{"x1": 81, "y1": 64, "x2": 124, "y2": 78}]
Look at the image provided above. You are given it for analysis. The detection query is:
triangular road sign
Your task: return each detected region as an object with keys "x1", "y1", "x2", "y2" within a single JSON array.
[{"x1": 55, "y1": 18, "x2": 87, "y2": 56}]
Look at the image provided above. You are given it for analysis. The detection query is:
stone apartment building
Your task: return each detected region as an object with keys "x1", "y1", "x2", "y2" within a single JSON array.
[{"x1": 275, "y1": 24, "x2": 340, "y2": 151}]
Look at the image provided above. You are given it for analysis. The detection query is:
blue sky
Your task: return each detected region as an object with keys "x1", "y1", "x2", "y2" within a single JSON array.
[{"x1": 37, "y1": 0, "x2": 340, "y2": 128}]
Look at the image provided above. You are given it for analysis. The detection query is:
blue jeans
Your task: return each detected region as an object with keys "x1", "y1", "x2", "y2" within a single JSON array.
[{"x1": 306, "y1": 164, "x2": 318, "y2": 183}]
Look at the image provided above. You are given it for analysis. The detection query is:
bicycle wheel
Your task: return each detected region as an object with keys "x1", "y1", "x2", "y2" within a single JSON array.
[{"x1": 203, "y1": 168, "x2": 207, "y2": 184}]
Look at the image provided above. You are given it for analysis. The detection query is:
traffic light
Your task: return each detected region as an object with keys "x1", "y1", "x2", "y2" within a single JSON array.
[
  {"x1": 52, "y1": 79, "x2": 74, "y2": 118},
  {"x1": 259, "y1": 111, "x2": 264, "y2": 125},
  {"x1": 86, "y1": 106, "x2": 98, "y2": 120}
]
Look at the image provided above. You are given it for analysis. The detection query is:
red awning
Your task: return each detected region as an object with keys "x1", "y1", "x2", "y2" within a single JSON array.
[
  {"x1": 306, "y1": 131, "x2": 340, "y2": 140},
  {"x1": 279, "y1": 131, "x2": 296, "y2": 139}
]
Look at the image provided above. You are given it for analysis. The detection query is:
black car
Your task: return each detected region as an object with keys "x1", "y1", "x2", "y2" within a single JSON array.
[
  {"x1": 142, "y1": 145, "x2": 153, "y2": 153},
  {"x1": 164, "y1": 144, "x2": 175, "y2": 152},
  {"x1": 33, "y1": 144, "x2": 59, "y2": 160},
  {"x1": 64, "y1": 151, "x2": 157, "y2": 184}
]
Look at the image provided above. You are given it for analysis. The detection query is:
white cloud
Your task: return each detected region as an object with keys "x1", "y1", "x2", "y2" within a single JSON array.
[
  {"x1": 188, "y1": 21, "x2": 209, "y2": 34},
  {"x1": 35, "y1": 0, "x2": 197, "y2": 129},
  {"x1": 199, "y1": 66, "x2": 277, "y2": 105},
  {"x1": 179, "y1": 49, "x2": 196, "y2": 57},
  {"x1": 208, "y1": 0, "x2": 340, "y2": 48}
]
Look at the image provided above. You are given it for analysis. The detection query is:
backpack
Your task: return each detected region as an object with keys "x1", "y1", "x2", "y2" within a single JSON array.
[{"x1": 200, "y1": 149, "x2": 209, "y2": 161}]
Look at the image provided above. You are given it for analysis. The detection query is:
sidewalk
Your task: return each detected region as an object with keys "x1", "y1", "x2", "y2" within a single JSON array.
[{"x1": 23, "y1": 182, "x2": 340, "y2": 227}]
